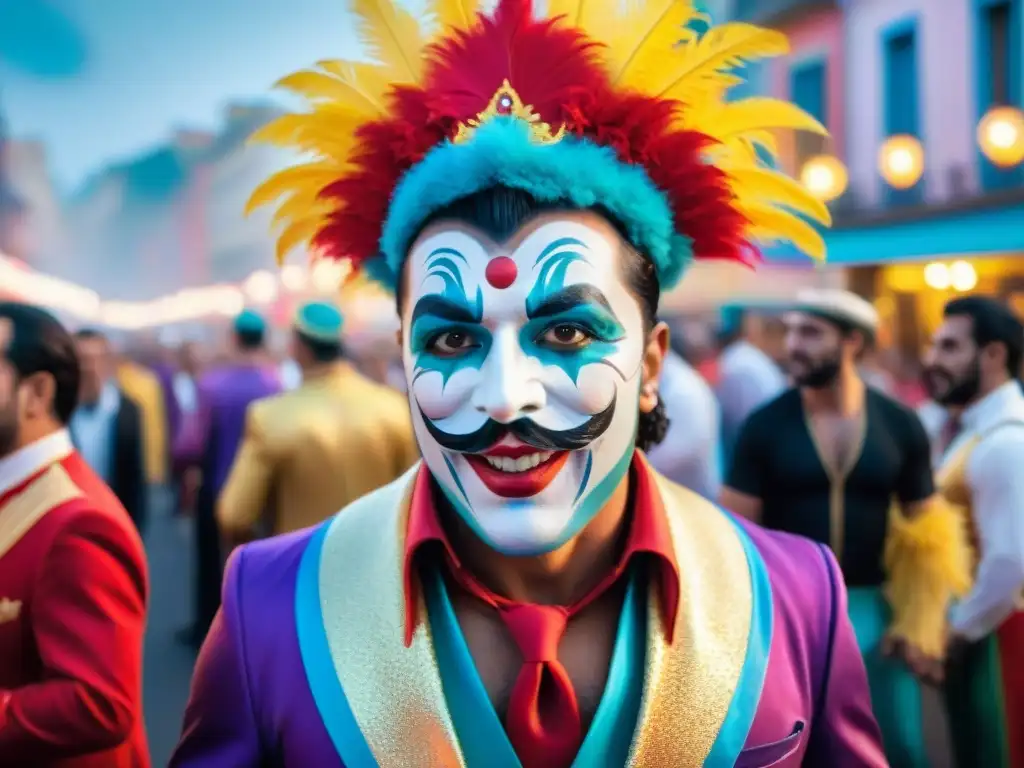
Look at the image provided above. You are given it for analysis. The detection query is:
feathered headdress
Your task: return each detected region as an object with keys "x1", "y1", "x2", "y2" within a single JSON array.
[{"x1": 247, "y1": 0, "x2": 830, "y2": 291}]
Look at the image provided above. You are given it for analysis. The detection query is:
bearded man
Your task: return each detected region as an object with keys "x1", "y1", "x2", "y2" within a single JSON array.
[
  {"x1": 923, "y1": 295, "x2": 1024, "y2": 768},
  {"x1": 722, "y1": 288, "x2": 971, "y2": 768},
  {"x1": 170, "y1": 1, "x2": 887, "y2": 765},
  {"x1": 0, "y1": 303, "x2": 149, "y2": 767}
]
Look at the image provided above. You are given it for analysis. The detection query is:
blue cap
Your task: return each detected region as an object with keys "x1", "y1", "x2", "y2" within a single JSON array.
[
  {"x1": 234, "y1": 309, "x2": 266, "y2": 334},
  {"x1": 294, "y1": 301, "x2": 344, "y2": 343}
]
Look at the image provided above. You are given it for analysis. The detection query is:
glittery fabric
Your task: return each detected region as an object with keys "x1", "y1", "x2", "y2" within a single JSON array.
[
  {"x1": 318, "y1": 465, "x2": 466, "y2": 767},
  {"x1": 625, "y1": 478, "x2": 752, "y2": 767}
]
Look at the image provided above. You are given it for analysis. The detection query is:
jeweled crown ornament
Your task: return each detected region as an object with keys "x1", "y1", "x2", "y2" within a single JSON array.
[{"x1": 453, "y1": 79, "x2": 567, "y2": 145}]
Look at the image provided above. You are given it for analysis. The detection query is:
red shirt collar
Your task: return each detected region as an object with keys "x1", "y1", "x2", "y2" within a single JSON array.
[{"x1": 401, "y1": 451, "x2": 680, "y2": 646}]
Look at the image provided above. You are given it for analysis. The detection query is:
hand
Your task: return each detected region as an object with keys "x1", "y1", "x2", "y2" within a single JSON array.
[{"x1": 881, "y1": 633, "x2": 945, "y2": 685}]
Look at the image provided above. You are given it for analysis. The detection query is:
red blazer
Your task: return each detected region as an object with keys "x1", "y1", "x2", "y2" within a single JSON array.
[{"x1": 0, "y1": 451, "x2": 149, "y2": 767}]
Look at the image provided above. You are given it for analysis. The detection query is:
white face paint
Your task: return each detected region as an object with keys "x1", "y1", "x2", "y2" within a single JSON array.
[{"x1": 402, "y1": 213, "x2": 648, "y2": 555}]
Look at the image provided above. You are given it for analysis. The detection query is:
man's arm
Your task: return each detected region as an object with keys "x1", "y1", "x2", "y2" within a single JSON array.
[
  {"x1": 950, "y1": 429, "x2": 1024, "y2": 640},
  {"x1": 170, "y1": 548, "x2": 263, "y2": 767},
  {"x1": 0, "y1": 506, "x2": 147, "y2": 759},
  {"x1": 895, "y1": 408, "x2": 939, "y2": 518},
  {"x1": 804, "y1": 545, "x2": 888, "y2": 767},
  {"x1": 217, "y1": 407, "x2": 274, "y2": 540},
  {"x1": 720, "y1": 413, "x2": 767, "y2": 523}
]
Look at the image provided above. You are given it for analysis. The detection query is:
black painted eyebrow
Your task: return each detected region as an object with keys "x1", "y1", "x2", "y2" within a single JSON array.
[
  {"x1": 411, "y1": 294, "x2": 478, "y2": 324},
  {"x1": 527, "y1": 284, "x2": 615, "y2": 319}
]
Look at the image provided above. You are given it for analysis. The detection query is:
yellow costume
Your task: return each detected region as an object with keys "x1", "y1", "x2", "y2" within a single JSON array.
[
  {"x1": 217, "y1": 363, "x2": 418, "y2": 537},
  {"x1": 116, "y1": 361, "x2": 168, "y2": 485}
]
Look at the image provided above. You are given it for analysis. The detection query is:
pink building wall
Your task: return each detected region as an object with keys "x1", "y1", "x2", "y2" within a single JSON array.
[{"x1": 766, "y1": 7, "x2": 847, "y2": 169}]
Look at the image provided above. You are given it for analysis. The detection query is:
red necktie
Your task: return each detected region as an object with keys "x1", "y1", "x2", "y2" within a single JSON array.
[{"x1": 445, "y1": 568, "x2": 586, "y2": 768}]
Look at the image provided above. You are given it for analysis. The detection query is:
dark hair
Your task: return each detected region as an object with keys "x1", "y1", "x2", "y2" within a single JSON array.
[
  {"x1": 297, "y1": 331, "x2": 344, "y2": 363},
  {"x1": 398, "y1": 186, "x2": 669, "y2": 450},
  {"x1": 944, "y1": 296, "x2": 1024, "y2": 378},
  {"x1": 74, "y1": 327, "x2": 108, "y2": 344},
  {"x1": 235, "y1": 326, "x2": 265, "y2": 350},
  {"x1": 0, "y1": 302, "x2": 80, "y2": 425}
]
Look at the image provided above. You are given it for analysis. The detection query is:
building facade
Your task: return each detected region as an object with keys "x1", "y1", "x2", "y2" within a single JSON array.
[{"x1": 722, "y1": 0, "x2": 1024, "y2": 356}]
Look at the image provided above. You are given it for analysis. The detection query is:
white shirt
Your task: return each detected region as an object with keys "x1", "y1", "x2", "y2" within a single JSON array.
[
  {"x1": 646, "y1": 352, "x2": 722, "y2": 500},
  {"x1": 0, "y1": 429, "x2": 74, "y2": 499},
  {"x1": 946, "y1": 381, "x2": 1024, "y2": 640},
  {"x1": 717, "y1": 340, "x2": 786, "y2": 447},
  {"x1": 172, "y1": 371, "x2": 198, "y2": 414},
  {"x1": 916, "y1": 399, "x2": 949, "y2": 468},
  {"x1": 70, "y1": 382, "x2": 120, "y2": 483},
  {"x1": 280, "y1": 360, "x2": 302, "y2": 391}
]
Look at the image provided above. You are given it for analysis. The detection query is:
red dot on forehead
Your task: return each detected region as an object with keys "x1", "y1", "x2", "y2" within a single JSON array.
[{"x1": 485, "y1": 256, "x2": 518, "y2": 289}]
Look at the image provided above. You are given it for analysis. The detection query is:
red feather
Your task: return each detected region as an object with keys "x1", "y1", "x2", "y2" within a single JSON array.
[{"x1": 311, "y1": 0, "x2": 756, "y2": 273}]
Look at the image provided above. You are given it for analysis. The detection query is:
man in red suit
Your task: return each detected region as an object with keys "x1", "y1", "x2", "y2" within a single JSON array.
[{"x1": 0, "y1": 302, "x2": 149, "y2": 767}]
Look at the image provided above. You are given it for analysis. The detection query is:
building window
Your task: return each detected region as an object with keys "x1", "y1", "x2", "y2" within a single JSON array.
[
  {"x1": 977, "y1": 0, "x2": 1021, "y2": 189},
  {"x1": 789, "y1": 60, "x2": 828, "y2": 174},
  {"x1": 733, "y1": 0, "x2": 757, "y2": 19},
  {"x1": 988, "y1": 2, "x2": 1012, "y2": 105},
  {"x1": 883, "y1": 22, "x2": 922, "y2": 204}
]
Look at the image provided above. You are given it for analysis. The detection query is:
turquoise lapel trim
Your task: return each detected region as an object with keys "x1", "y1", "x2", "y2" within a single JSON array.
[
  {"x1": 703, "y1": 517, "x2": 775, "y2": 766},
  {"x1": 295, "y1": 520, "x2": 379, "y2": 768},
  {"x1": 424, "y1": 562, "x2": 647, "y2": 767}
]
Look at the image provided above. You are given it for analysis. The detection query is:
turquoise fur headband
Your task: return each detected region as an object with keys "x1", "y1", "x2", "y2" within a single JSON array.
[{"x1": 374, "y1": 118, "x2": 693, "y2": 291}]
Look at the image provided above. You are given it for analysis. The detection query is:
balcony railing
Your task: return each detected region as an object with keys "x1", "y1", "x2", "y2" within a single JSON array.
[{"x1": 731, "y1": 0, "x2": 838, "y2": 26}]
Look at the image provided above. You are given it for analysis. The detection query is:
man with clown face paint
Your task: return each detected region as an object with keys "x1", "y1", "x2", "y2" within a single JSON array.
[
  {"x1": 172, "y1": 1, "x2": 887, "y2": 766},
  {"x1": 405, "y1": 208, "x2": 663, "y2": 557}
]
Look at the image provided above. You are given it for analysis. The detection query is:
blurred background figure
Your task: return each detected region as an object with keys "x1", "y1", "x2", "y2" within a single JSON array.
[
  {"x1": 216, "y1": 301, "x2": 418, "y2": 547},
  {"x1": 0, "y1": 302, "x2": 149, "y2": 767},
  {"x1": 646, "y1": 335, "x2": 722, "y2": 500},
  {"x1": 173, "y1": 310, "x2": 281, "y2": 650},
  {"x1": 71, "y1": 328, "x2": 147, "y2": 533},
  {"x1": 716, "y1": 302, "x2": 788, "y2": 462},
  {"x1": 115, "y1": 348, "x2": 168, "y2": 491},
  {"x1": 921, "y1": 296, "x2": 1024, "y2": 767}
]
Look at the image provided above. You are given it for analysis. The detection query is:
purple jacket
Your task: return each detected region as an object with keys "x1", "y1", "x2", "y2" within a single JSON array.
[
  {"x1": 173, "y1": 364, "x2": 281, "y2": 494},
  {"x1": 171, "y1": 468, "x2": 885, "y2": 767}
]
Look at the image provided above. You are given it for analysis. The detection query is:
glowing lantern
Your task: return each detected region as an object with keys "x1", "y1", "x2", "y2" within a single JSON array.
[
  {"x1": 800, "y1": 155, "x2": 849, "y2": 202},
  {"x1": 977, "y1": 106, "x2": 1024, "y2": 168},
  {"x1": 878, "y1": 135, "x2": 925, "y2": 189}
]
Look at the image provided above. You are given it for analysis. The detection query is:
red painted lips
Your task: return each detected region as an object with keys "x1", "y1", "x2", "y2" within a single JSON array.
[{"x1": 464, "y1": 443, "x2": 569, "y2": 498}]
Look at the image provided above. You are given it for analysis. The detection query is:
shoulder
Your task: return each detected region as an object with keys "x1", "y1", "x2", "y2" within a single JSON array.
[
  {"x1": 969, "y1": 417, "x2": 1024, "y2": 479},
  {"x1": 866, "y1": 388, "x2": 919, "y2": 424},
  {"x1": 744, "y1": 388, "x2": 800, "y2": 429},
  {"x1": 227, "y1": 526, "x2": 319, "y2": 606},
  {"x1": 36, "y1": 461, "x2": 146, "y2": 570},
  {"x1": 735, "y1": 515, "x2": 838, "y2": 647}
]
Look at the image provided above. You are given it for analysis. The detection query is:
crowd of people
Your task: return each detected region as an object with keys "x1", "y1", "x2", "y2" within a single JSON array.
[
  {"x1": 3, "y1": 0, "x2": 1024, "y2": 765},
  {"x1": 2, "y1": 282, "x2": 1022, "y2": 766}
]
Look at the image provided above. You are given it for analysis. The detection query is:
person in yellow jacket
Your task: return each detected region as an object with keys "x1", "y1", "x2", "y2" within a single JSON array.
[
  {"x1": 217, "y1": 301, "x2": 418, "y2": 542},
  {"x1": 116, "y1": 357, "x2": 168, "y2": 486}
]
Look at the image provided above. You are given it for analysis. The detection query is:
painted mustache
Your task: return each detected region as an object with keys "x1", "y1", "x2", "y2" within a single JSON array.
[{"x1": 420, "y1": 397, "x2": 617, "y2": 454}]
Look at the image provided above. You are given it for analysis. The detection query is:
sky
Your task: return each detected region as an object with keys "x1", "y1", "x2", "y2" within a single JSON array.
[{"x1": 1, "y1": 0, "x2": 369, "y2": 192}]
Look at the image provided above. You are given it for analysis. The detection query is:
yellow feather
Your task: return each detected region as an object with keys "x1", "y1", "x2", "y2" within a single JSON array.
[
  {"x1": 740, "y1": 202, "x2": 827, "y2": 261},
  {"x1": 351, "y1": 0, "x2": 426, "y2": 82},
  {"x1": 275, "y1": 216, "x2": 327, "y2": 265},
  {"x1": 314, "y1": 60, "x2": 392, "y2": 113},
  {"x1": 271, "y1": 192, "x2": 336, "y2": 229},
  {"x1": 727, "y1": 167, "x2": 832, "y2": 226},
  {"x1": 703, "y1": 97, "x2": 828, "y2": 139},
  {"x1": 274, "y1": 69, "x2": 382, "y2": 116},
  {"x1": 656, "y1": 23, "x2": 789, "y2": 102},
  {"x1": 245, "y1": 164, "x2": 340, "y2": 216},
  {"x1": 249, "y1": 112, "x2": 359, "y2": 162},
  {"x1": 608, "y1": 0, "x2": 705, "y2": 87},
  {"x1": 430, "y1": 0, "x2": 481, "y2": 32}
]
